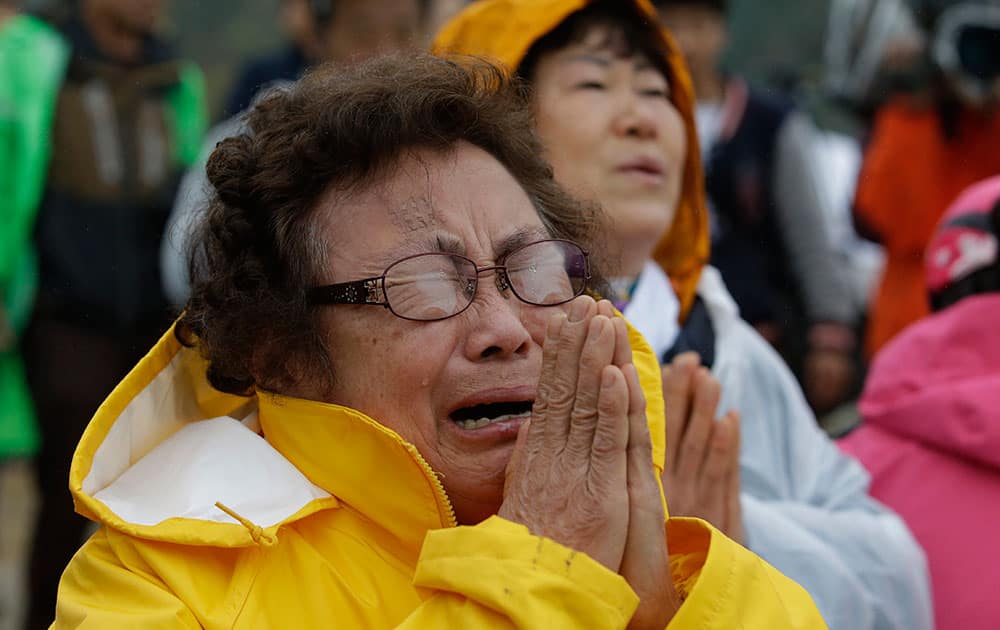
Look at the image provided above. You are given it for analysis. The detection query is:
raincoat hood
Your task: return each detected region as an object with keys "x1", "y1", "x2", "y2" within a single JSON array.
[
  {"x1": 858, "y1": 293, "x2": 1000, "y2": 471},
  {"x1": 432, "y1": 0, "x2": 710, "y2": 320},
  {"x1": 69, "y1": 318, "x2": 667, "y2": 548}
]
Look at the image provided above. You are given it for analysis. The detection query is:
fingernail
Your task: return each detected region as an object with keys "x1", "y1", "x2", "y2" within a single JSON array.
[{"x1": 569, "y1": 297, "x2": 590, "y2": 322}]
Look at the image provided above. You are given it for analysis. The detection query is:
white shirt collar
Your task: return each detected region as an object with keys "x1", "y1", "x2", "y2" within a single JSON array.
[{"x1": 622, "y1": 261, "x2": 681, "y2": 360}]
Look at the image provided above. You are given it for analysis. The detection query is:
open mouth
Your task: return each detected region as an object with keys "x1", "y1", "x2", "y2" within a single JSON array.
[{"x1": 450, "y1": 400, "x2": 533, "y2": 430}]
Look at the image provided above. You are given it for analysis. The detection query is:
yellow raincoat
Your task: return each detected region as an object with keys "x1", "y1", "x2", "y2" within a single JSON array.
[{"x1": 55, "y1": 313, "x2": 822, "y2": 628}]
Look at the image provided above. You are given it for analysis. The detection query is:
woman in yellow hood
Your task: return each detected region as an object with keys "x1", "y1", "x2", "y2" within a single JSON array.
[
  {"x1": 51, "y1": 51, "x2": 823, "y2": 628},
  {"x1": 435, "y1": 1, "x2": 932, "y2": 628}
]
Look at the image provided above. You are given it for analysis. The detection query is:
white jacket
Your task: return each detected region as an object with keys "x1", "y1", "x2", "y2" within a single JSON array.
[{"x1": 629, "y1": 265, "x2": 933, "y2": 630}]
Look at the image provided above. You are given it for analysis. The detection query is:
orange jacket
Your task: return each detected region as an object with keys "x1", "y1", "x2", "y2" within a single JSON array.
[{"x1": 855, "y1": 100, "x2": 1000, "y2": 356}]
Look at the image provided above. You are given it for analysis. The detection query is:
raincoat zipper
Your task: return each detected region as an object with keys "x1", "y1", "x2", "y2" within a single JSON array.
[{"x1": 405, "y1": 443, "x2": 458, "y2": 528}]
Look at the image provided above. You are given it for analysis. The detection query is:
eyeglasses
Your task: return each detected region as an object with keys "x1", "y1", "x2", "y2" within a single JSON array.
[{"x1": 307, "y1": 239, "x2": 590, "y2": 321}]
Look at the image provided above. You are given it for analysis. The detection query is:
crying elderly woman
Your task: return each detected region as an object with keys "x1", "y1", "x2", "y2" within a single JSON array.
[{"x1": 52, "y1": 53, "x2": 823, "y2": 629}]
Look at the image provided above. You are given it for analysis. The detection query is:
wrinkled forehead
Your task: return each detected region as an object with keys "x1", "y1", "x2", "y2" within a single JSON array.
[{"x1": 318, "y1": 144, "x2": 548, "y2": 265}]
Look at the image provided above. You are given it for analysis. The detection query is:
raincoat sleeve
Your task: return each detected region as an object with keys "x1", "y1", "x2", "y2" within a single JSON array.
[
  {"x1": 53, "y1": 529, "x2": 202, "y2": 629},
  {"x1": 408, "y1": 515, "x2": 825, "y2": 629},
  {"x1": 404, "y1": 516, "x2": 640, "y2": 628},
  {"x1": 721, "y1": 324, "x2": 933, "y2": 630}
]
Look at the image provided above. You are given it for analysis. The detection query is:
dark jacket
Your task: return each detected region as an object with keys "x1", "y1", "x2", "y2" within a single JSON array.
[
  {"x1": 705, "y1": 81, "x2": 854, "y2": 330},
  {"x1": 32, "y1": 11, "x2": 205, "y2": 332}
]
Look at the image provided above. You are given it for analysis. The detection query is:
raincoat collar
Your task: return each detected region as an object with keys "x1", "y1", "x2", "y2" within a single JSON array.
[
  {"x1": 257, "y1": 391, "x2": 457, "y2": 551},
  {"x1": 433, "y1": 0, "x2": 710, "y2": 321},
  {"x1": 70, "y1": 316, "x2": 665, "y2": 550}
]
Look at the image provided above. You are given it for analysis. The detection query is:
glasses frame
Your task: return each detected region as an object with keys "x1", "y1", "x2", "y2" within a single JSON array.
[{"x1": 307, "y1": 238, "x2": 591, "y2": 322}]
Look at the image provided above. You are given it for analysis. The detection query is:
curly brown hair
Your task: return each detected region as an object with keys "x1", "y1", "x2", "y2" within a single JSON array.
[{"x1": 178, "y1": 52, "x2": 606, "y2": 398}]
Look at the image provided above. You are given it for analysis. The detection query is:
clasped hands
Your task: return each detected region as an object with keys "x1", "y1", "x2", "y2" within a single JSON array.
[{"x1": 499, "y1": 297, "x2": 743, "y2": 629}]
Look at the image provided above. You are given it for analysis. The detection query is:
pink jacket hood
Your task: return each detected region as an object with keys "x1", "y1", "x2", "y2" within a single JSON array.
[{"x1": 859, "y1": 293, "x2": 1000, "y2": 471}]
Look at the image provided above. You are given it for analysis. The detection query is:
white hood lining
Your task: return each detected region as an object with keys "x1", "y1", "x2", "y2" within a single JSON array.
[
  {"x1": 82, "y1": 351, "x2": 330, "y2": 528},
  {"x1": 82, "y1": 351, "x2": 207, "y2": 497},
  {"x1": 622, "y1": 261, "x2": 681, "y2": 359},
  {"x1": 93, "y1": 416, "x2": 330, "y2": 527}
]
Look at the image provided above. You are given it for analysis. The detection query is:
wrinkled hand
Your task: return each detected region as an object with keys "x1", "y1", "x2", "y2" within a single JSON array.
[
  {"x1": 499, "y1": 296, "x2": 631, "y2": 572},
  {"x1": 595, "y1": 301, "x2": 680, "y2": 629},
  {"x1": 661, "y1": 353, "x2": 744, "y2": 545}
]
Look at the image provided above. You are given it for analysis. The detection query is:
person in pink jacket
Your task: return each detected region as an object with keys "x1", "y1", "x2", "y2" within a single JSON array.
[{"x1": 839, "y1": 174, "x2": 1000, "y2": 630}]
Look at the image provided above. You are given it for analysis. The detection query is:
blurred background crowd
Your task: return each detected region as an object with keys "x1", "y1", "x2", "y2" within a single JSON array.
[{"x1": 1, "y1": 0, "x2": 998, "y2": 628}]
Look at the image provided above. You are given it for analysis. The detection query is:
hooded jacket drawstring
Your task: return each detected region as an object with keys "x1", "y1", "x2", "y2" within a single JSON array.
[{"x1": 215, "y1": 501, "x2": 277, "y2": 547}]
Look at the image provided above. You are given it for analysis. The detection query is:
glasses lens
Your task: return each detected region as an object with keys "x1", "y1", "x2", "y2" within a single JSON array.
[
  {"x1": 506, "y1": 240, "x2": 588, "y2": 306},
  {"x1": 384, "y1": 254, "x2": 477, "y2": 320}
]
